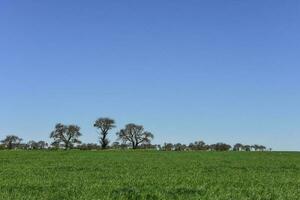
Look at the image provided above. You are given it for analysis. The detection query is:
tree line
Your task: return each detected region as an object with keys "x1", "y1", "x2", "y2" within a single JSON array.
[{"x1": 0, "y1": 117, "x2": 269, "y2": 151}]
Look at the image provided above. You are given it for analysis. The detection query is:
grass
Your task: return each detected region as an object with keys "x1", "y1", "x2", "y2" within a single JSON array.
[{"x1": 0, "y1": 150, "x2": 299, "y2": 200}]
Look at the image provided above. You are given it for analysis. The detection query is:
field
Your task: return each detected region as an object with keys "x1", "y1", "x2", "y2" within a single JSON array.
[{"x1": 0, "y1": 151, "x2": 299, "y2": 200}]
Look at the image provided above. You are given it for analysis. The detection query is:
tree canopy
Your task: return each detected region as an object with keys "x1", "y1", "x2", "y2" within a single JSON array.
[
  {"x1": 116, "y1": 123, "x2": 154, "y2": 149},
  {"x1": 94, "y1": 118, "x2": 116, "y2": 149},
  {"x1": 50, "y1": 123, "x2": 82, "y2": 149},
  {"x1": 1, "y1": 135, "x2": 22, "y2": 149}
]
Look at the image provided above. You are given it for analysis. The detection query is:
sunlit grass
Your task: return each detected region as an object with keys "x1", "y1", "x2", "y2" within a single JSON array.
[{"x1": 0, "y1": 151, "x2": 299, "y2": 200}]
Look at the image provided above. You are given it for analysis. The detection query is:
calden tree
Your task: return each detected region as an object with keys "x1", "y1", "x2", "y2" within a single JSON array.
[
  {"x1": 116, "y1": 123, "x2": 154, "y2": 149},
  {"x1": 50, "y1": 123, "x2": 82, "y2": 149},
  {"x1": 94, "y1": 118, "x2": 116, "y2": 149},
  {"x1": 1, "y1": 135, "x2": 23, "y2": 149}
]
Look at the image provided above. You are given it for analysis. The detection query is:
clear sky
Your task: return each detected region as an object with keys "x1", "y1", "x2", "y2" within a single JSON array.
[{"x1": 0, "y1": 0, "x2": 299, "y2": 151}]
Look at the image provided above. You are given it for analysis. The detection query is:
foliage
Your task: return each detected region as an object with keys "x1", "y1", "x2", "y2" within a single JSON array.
[
  {"x1": 189, "y1": 141, "x2": 209, "y2": 151},
  {"x1": 94, "y1": 118, "x2": 116, "y2": 149},
  {"x1": 27, "y1": 141, "x2": 48, "y2": 150},
  {"x1": 233, "y1": 143, "x2": 266, "y2": 151},
  {"x1": 209, "y1": 143, "x2": 232, "y2": 151},
  {"x1": 50, "y1": 123, "x2": 82, "y2": 149},
  {"x1": 116, "y1": 123, "x2": 154, "y2": 149},
  {"x1": 77, "y1": 143, "x2": 100, "y2": 150},
  {"x1": 0, "y1": 135, "x2": 22, "y2": 149}
]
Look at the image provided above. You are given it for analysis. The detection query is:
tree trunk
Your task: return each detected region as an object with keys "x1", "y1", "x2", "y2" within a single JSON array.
[
  {"x1": 65, "y1": 142, "x2": 69, "y2": 150},
  {"x1": 8, "y1": 142, "x2": 12, "y2": 149},
  {"x1": 132, "y1": 142, "x2": 136, "y2": 149},
  {"x1": 101, "y1": 134, "x2": 107, "y2": 149}
]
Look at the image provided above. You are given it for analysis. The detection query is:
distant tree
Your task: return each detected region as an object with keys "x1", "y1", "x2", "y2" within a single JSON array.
[
  {"x1": 50, "y1": 123, "x2": 82, "y2": 149},
  {"x1": 18, "y1": 143, "x2": 29, "y2": 150},
  {"x1": 1, "y1": 135, "x2": 22, "y2": 149},
  {"x1": 111, "y1": 142, "x2": 129, "y2": 149},
  {"x1": 28, "y1": 140, "x2": 39, "y2": 149},
  {"x1": 233, "y1": 143, "x2": 244, "y2": 151},
  {"x1": 188, "y1": 142, "x2": 195, "y2": 150},
  {"x1": 189, "y1": 140, "x2": 208, "y2": 151},
  {"x1": 111, "y1": 142, "x2": 121, "y2": 149},
  {"x1": 27, "y1": 140, "x2": 48, "y2": 150},
  {"x1": 258, "y1": 145, "x2": 266, "y2": 151},
  {"x1": 209, "y1": 144, "x2": 216, "y2": 151},
  {"x1": 94, "y1": 118, "x2": 116, "y2": 149},
  {"x1": 139, "y1": 143, "x2": 157, "y2": 150},
  {"x1": 156, "y1": 144, "x2": 162, "y2": 151},
  {"x1": 252, "y1": 144, "x2": 259, "y2": 151},
  {"x1": 210, "y1": 143, "x2": 231, "y2": 151},
  {"x1": 120, "y1": 143, "x2": 129, "y2": 149},
  {"x1": 37, "y1": 141, "x2": 48, "y2": 149},
  {"x1": 174, "y1": 143, "x2": 187, "y2": 151},
  {"x1": 162, "y1": 143, "x2": 174, "y2": 151},
  {"x1": 78, "y1": 143, "x2": 99, "y2": 150},
  {"x1": 243, "y1": 145, "x2": 251, "y2": 151},
  {"x1": 116, "y1": 123, "x2": 154, "y2": 149}
]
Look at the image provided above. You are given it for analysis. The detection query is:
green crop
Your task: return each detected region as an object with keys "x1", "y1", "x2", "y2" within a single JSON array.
[{"x1": 0, "y1": 151, "x2": 299, "y2": 200}]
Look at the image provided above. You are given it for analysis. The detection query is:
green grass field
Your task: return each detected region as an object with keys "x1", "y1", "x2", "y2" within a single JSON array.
[{"x1": 0, "y1": 151, "x2": 299, "y2": 200}]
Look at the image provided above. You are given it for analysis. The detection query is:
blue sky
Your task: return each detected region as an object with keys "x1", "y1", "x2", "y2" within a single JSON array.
[{"x1": 0, "y1": 0, "x2": 299, "y2": 151}]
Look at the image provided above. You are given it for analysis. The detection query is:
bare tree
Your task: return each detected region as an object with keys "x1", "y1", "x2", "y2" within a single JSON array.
[
  {"x1": 1, "y1": 135, "x2": 22, "y2": 149},
  {"x1": 116, "y1": 123, "x2": 154, "y2": 149},
  {"x1": 94, "y1": 118, "x2": 116, "y2": 149},
  {"x1": 50, "y1": 123, "x2": 82, "y2": 149}
]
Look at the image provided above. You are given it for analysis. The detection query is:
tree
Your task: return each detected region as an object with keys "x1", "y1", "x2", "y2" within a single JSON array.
[
  {"x1": 27, "y1": 140, "x2": 48, "y2": 150},
  {"x1": 243, "y1": 145, "x2": 251, "y2": 151},
  {"x1": 233, "y1": 143, "x2": 244, "y2": 151},
  {"x1": 77, "y1": 143, "x2": 99, "y2": 150},
  {"x1": 111, "y1": 142, "x2": 121, "y2": 149},
  {"x1": 210, "y1": 143, "x2": 231, "y2": 151},
  {"x1": 250, "y1": 144, "x2": 266, "y2": 151},
  {"x1": 252, "y1": 144, "x2": 260, "y2": 151},
  {"x1": 139, "y1": 143, "x2": 157, "y2": 149},
  {"x1": 110, "y1": 141, "x2": 129, "y2": 149},
  {"x1": 28, "y1": 140, "x2": 39, "y2": 149},
  {"x1": 163, "y1": 143, "x2": 174, "y2": 151},
  {"x1": 116, "y1": 123, "x2": 154, "y2": 149},
  {"x1": 174, "y1": 143, "x2": 187, "y2": 151},
  {"x1": 50, "y1": 123, "x2": 82, "y2": 149},
  {"x1": 18, "y1": 143, "x2": 29, "y2": 150},
  {"x1": 1, "y1": 135, "x2": 23, "y2": 149},
  {"x1": 189, "y1": 140, "x2": 208, "y2": 151},
  {"x1": 37, "y1": 141, "x2": 48, "y2": 149},
  {"x1": 260, "y1": 145, "x2": 266, "y2": 151},
  {"x1": 94, "y1": 118, "x2": 116, "y2": 149}
]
